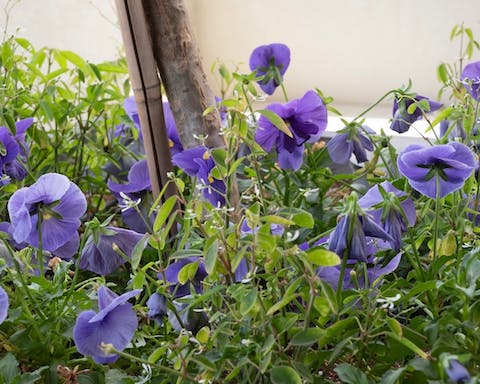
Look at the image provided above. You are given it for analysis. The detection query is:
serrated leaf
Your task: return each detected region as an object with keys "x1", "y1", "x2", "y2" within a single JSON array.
[
  {"x1": 270, "y1": 366, "x2": 302, "y2": 384},
  {"x1": 257, "y1": 109, "x2": 293, "y2": 138},
  {"x1": 306, "y1": 247, "x2": 340, "y2": 266}
]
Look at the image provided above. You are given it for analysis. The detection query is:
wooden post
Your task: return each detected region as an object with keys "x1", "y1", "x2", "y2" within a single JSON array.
[
  {"x1": 141, "y1": 0, "x2": 225, "y2": 150},
  {"x1": 115, "y1": 0, "x2": 177, "y2": 202}
]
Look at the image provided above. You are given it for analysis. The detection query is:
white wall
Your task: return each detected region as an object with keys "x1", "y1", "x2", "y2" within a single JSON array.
[{"x1": 1, "y1": 0, "x2": 480, "y2": 119}]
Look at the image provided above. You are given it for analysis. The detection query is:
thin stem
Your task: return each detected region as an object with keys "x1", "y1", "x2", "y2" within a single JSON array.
[{"x1": 431, "y1": 176, "x2": 442, "y2": 278}]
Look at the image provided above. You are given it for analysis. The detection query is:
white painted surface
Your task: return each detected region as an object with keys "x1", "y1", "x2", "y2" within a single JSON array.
[{"x1": 1, "y1": 0, "x2": 479, "y2": 126}]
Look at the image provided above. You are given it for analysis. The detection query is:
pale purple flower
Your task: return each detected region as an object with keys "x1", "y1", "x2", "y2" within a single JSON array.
[
  {"x1": 7, "y1": 173, "x2": 86, "y2": 252},
  {"x1": 327, "y1": 125, "x2": 375, "y2": 164},
  {"x1": 0, "y1": 286, "x2": 8, "y2": 324},
  {"x1": 255, "y1": 90, "x2": 328, "y2": 170},
  {"x1": 172, "y1": 146, "x2": 225, "y2": 207},
  {"x1": 73, "y1": 286, "x2": 141, "y2": 364},
  {"x1": 390, "y1": 95, "x2": 442, "y2": 133},
  {"x1": 397, "y1": 142, "x2": 476, "y2": 199},
  {"x1": 79, "y1": 226, "x2": 144, "y2": 275},
  {"x1": 446, "y1": 359, "x2": 470, "y2": 383},
  {"x1": 249, "y1": 43, "x2": 290, "y2": 95},
  {"x1": 162, "y1": 257, "x2": 208, "y2": 298},
  {"x1": 461, "y1": 61, "x2": 480, "y2": 101}
]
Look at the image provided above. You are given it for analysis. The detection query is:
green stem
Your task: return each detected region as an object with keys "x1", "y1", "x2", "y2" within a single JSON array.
[{"x1": 431, "y1": 176, "x2": 441, "y2": 278}]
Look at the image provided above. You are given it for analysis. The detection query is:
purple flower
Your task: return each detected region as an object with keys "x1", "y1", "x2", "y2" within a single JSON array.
[
  {"x1": 390, "y1": 95, "x2": 442, "y2": 133},
  {"x1": 359, "y1": 182, "x2": 416, "y2": 249},
  {"x1": 7, "y1": 173, "x2": 87, "y2": 252},
  {"x1": 461, "y1": 61, "x2": 480, "y2": 101},
  {"x1": 397, "y1": 142, "x2": 476, "y2": 199},
  {"x1": 0, "y1": 286, "x2": 8, "y2": 324},
  {"x1": 249, "y1": 43, "x2": 290, "y2": 95},
  {"x1": 108, "y1": 159, "x2": 154, "y2": 233},
  {"x1": 79, "y1": 226, "x2": 144, "y2": 275},
  {"x1": 240, "y1": 219, "x2": 285, "y2": 237},
  {"x1": 327, "y1": 125, "x2": 375, "y2": 164},
  {"x1": 172, "y1": 146, "x2": 226, "y2": 207},
  {"x1": 255, "y1": 90, "x2": 328, "y2": 171},
  {"x1": 445, "y1": 359, "x2": 470, "y2": 383},
  {"x1": 162, "y1": 257, "x2": 208, "y2": 298},
  {"x1": 73, "y1": 286, "x2": 141, "y2": 364},
  {"x1": 440, "y1": 120, "x2": 466, "y2": 140}
]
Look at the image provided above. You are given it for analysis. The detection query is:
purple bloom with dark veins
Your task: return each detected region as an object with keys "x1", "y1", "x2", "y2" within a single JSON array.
[
  {"x1": 79, "y1": 226, "x2": 144, "y2": 275},
  {"x1": 359, "y1": 182, "x2": 416, "y2": 249},
  {"x1": 390, "y1": 95, "x2": 442, "y2": 133},
  {"x1": 255, "y1": 90, "x2": 328, "y2": 171},
  {"x1": 397, "y1": 142, "x2": 476, "y2": 199},
  {"x1": 108, "y1": 159, "x2": 154, "y2": 233},
  {"x1": 327, "y1": 125, "x2": 375, "y2": 164},
  {"x1": 461, "y1": 61, "x2": 480, "y2": 101},
  {"x1": 161, "y1": 257, "x2": 208, "y2": 298},
  {"x1": 172, "y1": 146, "x2": 226, "y2": 207},
  {"x1": 249, "y1": 43, "x2": 290, "y2": 95},
  {"x1": 7, "y1": 173, "x2": 87, "y2": 252},
  {"x1": 0, "y1": 286, "x2": 8, "y2": 324},
  {"x1": 445, "y1": 359, "x2": 470, "y2": 383},
  {"x1": 73, "y1": 286, "x2": 141, "y2": 364}
]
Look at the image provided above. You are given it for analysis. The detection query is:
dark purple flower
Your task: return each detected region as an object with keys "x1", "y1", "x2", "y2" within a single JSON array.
[
  {"x1": 7, "y1": 173, "x2": 86, "y2": 252},
  {"x1": 0, "y1": 126, "x2": 19, "y2": 170},
  {"x1": 461, "y1": 61, "x2": 480, "y2": 101},
  {"x1": 108, "y1": 159, "x2": 154, "y2": 233},
  {"x1": 161, "y1": 257, "x2": 208, "y2": 298},
  {"x1": 397, "y1": 142, "x2": 476, "y2": 199},
  {"x1": 390, "y1": 95, "x2": 442, "y2": 133},
  {"x1": 255, "y1": 90, "x2": 328, "y2": 171},
  {"x1": 327, "y1": 125, "x2": 375, "y2": 164},
  {"x1": 79, "y1": 226, "x2": 144, "y2": 275},
  {"x1": 73, "y1": 286, "x2": 141, "y2": 364},
  {"x1": 249, "y1": 43, "x2": 290, "y2": 95},
  {"x1": 359, "y1": 182, "x2": 416, "y2": 249},
  {"x1": 172, "y1": 146, "x2": 226, "y2": 207},
  {"x1": 446, "y1": 359, "x2": 470, "y2": 383},
  {"x1": 240, "y1": 219, "x2": 285, "y2": 237},
  {"x1": 0, "y1": 286, "x2": 8, "y2": 324}
]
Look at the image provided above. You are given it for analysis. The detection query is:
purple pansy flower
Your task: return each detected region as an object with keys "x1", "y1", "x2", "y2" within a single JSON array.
[
  {"x1": 172, "y1": 146, "x2": 226, "y2": 207},
  {"x1": 162, "y1": 257, "x2": 208, "y2": 298},
  {"x1": 397, "y1": 142, "x2": 476, "y2": 199},
  {"x1": 390, "y1": 95, "x2": 442, "y2": 134},
  {"x1": 461, "y1": 61, "x2": 480, "y2": 101},
  {"x1": 7, "y1": 173, "x2": 86, "y2": 252},
  {"x1": 255, "y1": 90, "x2": 328, "y2": 171},
  {"x1": 73, "y1": 286, "x2": 141, "y2": 364},
  {"x1": 327, "y1": 125, "x2": 375, "y2": 164},
  {"x1": 249, "y1": 43, "x2": 290, "y2": 95},
  {"x1": 445, "y1": 359, "x2": 470, "y2": 383},
  {"x1": 108, "y1": 159, "x2": 154, "y2": 233},
  {"x1": 79, "y1": 226, "x2": 144, "y2": 275},
  {"x1": 0, "y1": 286, "x2": 8, "y2": 324},
  {"x1": 359, "y1": 182, "x2": 416, "y2": 249}
]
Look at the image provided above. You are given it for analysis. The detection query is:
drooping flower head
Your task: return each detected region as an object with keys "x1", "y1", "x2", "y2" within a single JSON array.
[
  {"x1": 73, "y1": 286, "x2": 141, "y2": 364},
  {"x1": 0, "y1": 286, "x2": 8, "y2": 324},
  {"x1": 7, "y1": 173, "x2": 87, "y2": 252},
  {"x1": 390, "y1": 95, "x2": 442, "y2": 133},
  {"x1": 161, "y1": 257, "x2": 208, "y2": 298},
  {"x1": 461, "y1": 61, "x2": 480, "y2": 101},
  {"x1": 79, "y1": 219, "x2": 144, "y2": 275},
  {"x1": 255, "y1": 90, "x2": 328, "y2": 171},
  {"x1": 327, "y1": 124, "x2": 375, "y2": 164},
  {"x1": 249, "y1": 43, "x2": 291, "y2": 95},
  {"x1": 397, "y1": 142, "x2": 476, "y2": 199},
  {"x1": 359, "y1": 182, "x2": 416, "y2": 249},
  {"x1": 108, "y1": 159, "x2": 154, "y2": 233},
  {"x1": 172, "y1": 146, "x2": 226, "y2": 207}
]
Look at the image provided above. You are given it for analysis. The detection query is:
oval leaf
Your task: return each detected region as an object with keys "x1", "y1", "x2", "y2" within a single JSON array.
[
  {"x1": 270, "y1": 366, "x2": 302, "y2": 384},
  {"x1": 257, "y1": 109, "x2": 293, "y2": 138}
]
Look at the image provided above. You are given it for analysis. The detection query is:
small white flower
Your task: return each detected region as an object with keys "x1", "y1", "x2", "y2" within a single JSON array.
[
  {"x1": 376, "y1": 293, "x2": 401, "y2": 310},
  {"x1": 118, "y1": 192, "x2": 141, "y2": 212}
]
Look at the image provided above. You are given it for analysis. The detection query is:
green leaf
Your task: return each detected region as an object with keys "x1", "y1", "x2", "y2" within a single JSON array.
[
  {"x1": 153, "y1": 195, "x2": 177, "y2": 233},
  {"x1": 60, "y1": 50, "x2": 88, "y2": 71},
  {"x1": 257, "y1": 109, "x2": 293, "y2": 138},
  {"x1": 267, "y1": 293, "x2": 299, "y2": 316},
  {"x1": 437, "y1": 63, "x2": 448, "y2": 84},
  {"x1": 262, "y1": 215, "x2": 294, "y2": 226},
  {"x1": 148, "y1": 346, "x2": 168, "y2": 364},
  {"x1": 386, "y1": 332, "x2": 429, "y2": 359},
  {"x1": 318, "y1": 317, "x2": 356, "y2": 348},
  {"x1": 277, "y1": 208, "x2": 314, "y2": 228},
  {"x1": 306, "y1": 247, "x2": 340, "y2": 266},
  {"x1": 177, "y1": 261, "x2": 199, "y2": 285},
  {"x1": 380, "y1": 367, "x2": 407, "y2": 384},
  {"x1": 96, "y1": 62, "x2": 129, "y2": 74},
  {"x1": 0, "y1": 353, "x2": 20, "y2": 383},
  {"x1": 270, "y1": 366, "x2": 302, "y2": 384},
  {"x1": 386, "y1": 317, "x2": 402, "y2": 337},
  {"x1": 334, "y1": 363, "x2": 371, "y2": 384},
  {"x1": 204, "y1": 238, "x2": 218, "y2": 275},
  {"x1": 130, "y1": 235, "x2": 149, "y2": 270},
  {"x1": 240, "y1": 287, "x2": 257, "y2": 315},
  {"x1": 291, "y1": 327, "x2": 324, "y2": 346}
]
